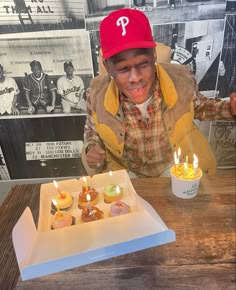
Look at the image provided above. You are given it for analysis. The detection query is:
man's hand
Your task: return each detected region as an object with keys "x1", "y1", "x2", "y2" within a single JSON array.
[
  {"x1": 27, "y1": 104, "x2": 35, "y2": 114},
  {"x1": 12, "y1": 106, "x2": 20, "y2": 115},
  {"x1": 86, "y1": 143, "x2": 106, "y2": 169},
  {"x1": 230, "y1": 92, "x2": 236, "y2": 116}
]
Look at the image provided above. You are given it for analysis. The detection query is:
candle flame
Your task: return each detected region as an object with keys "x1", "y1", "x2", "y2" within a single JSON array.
[
  {"x1": 116, "y1": 186, "x2": 120, "y2": 194},
  {"x1": 177, "y1": 147, "x2": 181, "y2": 158},
  {"x1": 52, "y1": 199, "x2": 57, "y2": 207},
  {"x1": 53, "y1": 180, "x2": 58, "y2": 189},
  {"x1": 82, "y1": 176, "x2": 88, "y2": 191},
  {"x1": 174, "y1": 151, "x2": 179, "y2": 165},
  {"x1": 193, "y1": 154, "x2": 198, "y2": 169},
  {"x1": 109, "y1": 170, "x2": 112, "y2": 177},
  {"x1": 86, "y1": 194, "x2": 91, "y2": 202}
]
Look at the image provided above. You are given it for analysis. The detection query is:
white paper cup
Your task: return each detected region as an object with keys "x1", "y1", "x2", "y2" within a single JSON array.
[{"x1": 170, "y1": 164, "x2": 202, "y2": 199}]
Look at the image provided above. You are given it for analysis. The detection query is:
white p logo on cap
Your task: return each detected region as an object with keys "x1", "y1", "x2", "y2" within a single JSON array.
[{"x1": 116, "y1": 16, "x2": 129, "y2": 36}]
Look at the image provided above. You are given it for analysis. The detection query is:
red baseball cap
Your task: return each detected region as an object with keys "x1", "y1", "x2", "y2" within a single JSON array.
[{"x1": 100, "y1": 8, "x2": 156, "y2": 59}]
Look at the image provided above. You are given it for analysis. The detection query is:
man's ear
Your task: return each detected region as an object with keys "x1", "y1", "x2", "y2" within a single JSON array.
[
  {"x1": 102, "y1": 59, "x2": 111, "y2": 74},
  {"x1": 153, "y1": 48, "x2": 157, "y2": 64}
]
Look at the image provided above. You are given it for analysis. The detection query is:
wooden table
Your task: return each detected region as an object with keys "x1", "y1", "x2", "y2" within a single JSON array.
[{"x1": 0, "y1": 174, "x2": 235, "y2": 290}]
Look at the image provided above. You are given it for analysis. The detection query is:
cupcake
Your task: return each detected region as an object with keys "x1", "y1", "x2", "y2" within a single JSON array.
[
  {"x1": 109, "y1": 200, "x2": 130, "y2": 217},
  {"x1": 103, "y1": 184, "x2": 123, "y2": 203},
  {"x1": 78, "y1": 186, "x2": 99, "y2": 209},
  {"x1": 51, "y1": 191, "x2": 73, "y2": 212},
  {"x1": 81, "y1": 206, "x2": 103, "y2": 223},
  {"x1": 170, "y1": 163, "x2": 201, "y2": 180},
  {"x1": 52, "y1": 211, "x2": 73, "y2": 229},
  {"x1": 170, "y1": 163, "x2": 202, "y2": 199}
]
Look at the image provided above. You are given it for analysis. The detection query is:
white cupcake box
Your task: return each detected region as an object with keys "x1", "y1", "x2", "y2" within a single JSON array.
[{"x1": 12, "y1": 169, "x2": 175, "y2": 281}]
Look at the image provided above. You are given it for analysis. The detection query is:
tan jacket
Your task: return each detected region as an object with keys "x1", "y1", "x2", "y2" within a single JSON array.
[{"x1": 82, "y1": 63, "x2": 217, "y2": 176}]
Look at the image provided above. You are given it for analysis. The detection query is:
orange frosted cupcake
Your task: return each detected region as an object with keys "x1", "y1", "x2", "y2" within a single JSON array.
[
  {"x1": 81, "y1": 206, "x2": 103, "y2": 223},
  {"x1": 103, "y1": 184, "x2": 123, "y2": 203},
  {"x1": 78, "y1": 186, "x2": 99, "y2": 209}
]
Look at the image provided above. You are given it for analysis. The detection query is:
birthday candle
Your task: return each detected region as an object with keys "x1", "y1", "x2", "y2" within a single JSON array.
[
  {"x1": 52, "y1": 199, "x2": 60, "y2": 212},
  {"x1": 177, "y1": 147, "x2": 181, "y2": 163},
  {"x1": 86, "y1": 194, "x2": 93, "y2": 216},
  {"x1": 83, "y1": 176, "x2": 88, "y2": 192},
  {"x1": 184, "y1": 155, "x2": 188, "y2": 177},
  {"x1": 53, "y1": 180, "x2": 62, "y2": 197},
  {"x1": 115, "y1": 185, "x2": 121, "y2": 202},
  {"x1": 193, "y1": 154, "x2": 198, "y2": 176}
]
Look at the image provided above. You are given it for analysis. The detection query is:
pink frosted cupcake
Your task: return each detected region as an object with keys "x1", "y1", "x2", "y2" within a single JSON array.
[
  {"x1": 109, "y1": 200, "x2": 130, "y2": 217},
  {"x1": 52, "y1": 211, "x2": 73, "y2": 229}
]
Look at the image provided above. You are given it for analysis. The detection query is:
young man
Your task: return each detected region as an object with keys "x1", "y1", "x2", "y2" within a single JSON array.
[
  {"x1": 24, "y1": 60, "x2": 56, "y2": 114},
  {"x1": 57, "y1": 62, "x2": 86, "y2": 113},
  {"x1": 0, "y1": 64, "x2": 20, "y2": 115},
  {"x1": 82, "y1": 8, "x2": 235, "y2": 178}
]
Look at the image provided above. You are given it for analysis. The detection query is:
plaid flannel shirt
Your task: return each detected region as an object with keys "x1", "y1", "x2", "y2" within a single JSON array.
[{"x1": 84, "y1": 75, "x2": 233, "y2": 177}]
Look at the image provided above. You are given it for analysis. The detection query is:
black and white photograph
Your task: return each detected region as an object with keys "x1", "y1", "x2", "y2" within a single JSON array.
[
  {"x1": 0, "y1": 0, "x2": 85, "y2": 34},
  {"x1": 0, "y1": 115, "x2": 87, "y2": 179},
  {"x1": 153, "y1": 19, "x2": 225, "y2": 97},
  {"x1": 138, "y1": 0, "x2": 226, "y2": 25},
  {"x1": 85, "y1": 0, "x2": 130, "y2": 30},
  {"x1": 0, "y1": 29, "x2": 93, "y2": 117},
  {"x1": 216, "y1": 14, "x2": 236, "y2": 99}
]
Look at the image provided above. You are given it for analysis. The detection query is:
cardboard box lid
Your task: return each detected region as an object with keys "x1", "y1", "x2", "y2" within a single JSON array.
[{"x1": 12, "y1": 170, "x2": 176, "y2": 280}]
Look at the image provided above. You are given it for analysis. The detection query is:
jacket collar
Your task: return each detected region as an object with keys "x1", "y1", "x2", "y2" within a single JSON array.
[{"x1": 104, "y1": 63, "x2": 179, "y2": 115}]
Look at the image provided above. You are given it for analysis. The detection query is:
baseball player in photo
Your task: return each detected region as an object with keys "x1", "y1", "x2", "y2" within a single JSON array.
[
  {"x1": 57, "y1": 62, "x2": 86, "y2": 113},
  {"x1": 23, "y1": 60, "x2": 56, "y2": 114},
  {"x1": 0, "y1": 64, "x2": 20, "y2": 115}
]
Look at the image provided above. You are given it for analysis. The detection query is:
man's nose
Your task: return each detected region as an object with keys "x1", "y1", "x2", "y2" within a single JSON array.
[{"x1": 128, "y1": 67, "x2": 141, "y2": 82}]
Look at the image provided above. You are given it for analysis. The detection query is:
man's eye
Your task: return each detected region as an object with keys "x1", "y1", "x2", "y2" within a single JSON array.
[
  {"x1": 117, "y1": 66, "x2": 129, "y2": 72},
  {"x1": 138, "y1": 61, "x2": 149, "y2": 67}
]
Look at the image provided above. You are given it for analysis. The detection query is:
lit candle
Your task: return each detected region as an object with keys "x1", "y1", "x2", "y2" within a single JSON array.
[
  {"x1": 184, "y1": 155, "x2": 188, "y2": 177},
  {"x1": 86, "y1": 193, "x2": 93, "y2": 216},
  {"x1": 177, "y1": 147, "x2": 181, "y2": 163},
  {"x1": 116, "y1": 185, "x2": 121, "y2": 202},
  {"x1": 83, "y1": 176, "x2": 88, "y2": 192},
  {"x1": 193, "y1": 154, "x2": 198, "y2": 176},
  {"x1": 52, "y1": 199, "x2": 60, "y2": 212},
  {"x1": 174, "y1": 151, "x2": 179, "y2": 172},
  {"x1": 108, "y1": 170, "x2": 113, "y2": 183},
  {"x1": 185, "y1": 155, "x2": 188, "y2": 164},
  {"x1": 53, "y1": 180, "x2": 63, "y2": 197},
  {"x1": 174, "y1": 147, "x2": 181, "y2": 172}
]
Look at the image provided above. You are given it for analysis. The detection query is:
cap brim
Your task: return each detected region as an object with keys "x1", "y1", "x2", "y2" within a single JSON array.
[{"x1": 102, "y1": 41, "x2": 156, "y2": 59}]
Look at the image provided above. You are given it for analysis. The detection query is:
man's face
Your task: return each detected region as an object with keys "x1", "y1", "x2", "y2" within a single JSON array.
[
  {"x1": 104, "y1": 48, "x2": 156, "y2": 104},
  {"x1": 65, "y1": 65, "x2": 74, "y2": 77},
  {"x1": 0, "y1": 66, "x2": 4, "y2": 81},
  {"x1": 31, "y1": 64, "x2": 42, "y2": 78}
]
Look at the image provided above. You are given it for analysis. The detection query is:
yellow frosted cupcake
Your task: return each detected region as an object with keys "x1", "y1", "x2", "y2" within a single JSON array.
[
  {"x1": 170, "y1": 163, "x2": 201, "y2": 180},
  {"x1": 52, "y1": 192, "x2": 73, "y2": 211}
]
